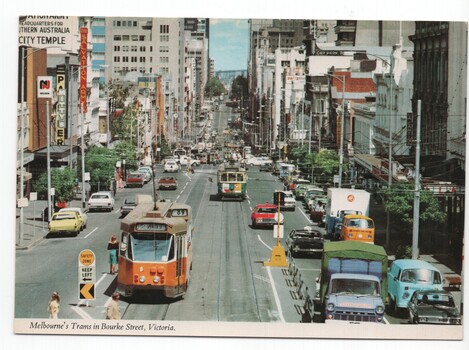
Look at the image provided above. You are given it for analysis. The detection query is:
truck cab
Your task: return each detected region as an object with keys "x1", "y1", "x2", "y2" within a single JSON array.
[
  {"x1": 338, "y1": 214, "x2": 375, "y2": 244},
  {"x1": 387, "y1": 259, "x2": 444, "y2": 313}
]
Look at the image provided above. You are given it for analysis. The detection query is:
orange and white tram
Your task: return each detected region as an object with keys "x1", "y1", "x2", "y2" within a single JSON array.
[{"x1": 117, "y1": 200, "x2": 193, "y2": 298}]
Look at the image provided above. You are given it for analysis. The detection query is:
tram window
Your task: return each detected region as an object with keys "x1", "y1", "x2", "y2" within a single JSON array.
[
  {"x1": 131, "y1": 233, "x2": 173, "y2": 262},
  {"x1": 236, "y1": 173, "x2": 244, "y2": 182},
  {"x1": 228, "y1": 173, "x2": 236, "y2": 181},
  {"x1": 221, "y1": 173, "x2": 228, "y2": 181}
]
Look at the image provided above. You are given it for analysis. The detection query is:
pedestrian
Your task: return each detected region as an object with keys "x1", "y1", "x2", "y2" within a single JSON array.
[
  {"x1": 106, "y1": 292, "x2": 121, "y2": 320},
  {"x1": 48, "y1": 291, "x2": 60, "y2": 319},
  {"x1": 107, "y1": 234, "x2": 119, "y2": 275}
]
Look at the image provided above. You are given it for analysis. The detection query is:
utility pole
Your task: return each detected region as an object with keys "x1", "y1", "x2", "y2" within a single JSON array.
[
  {"x1": 412, "y1": 100, "x2": 421, "y2": 259},
  {"x1": 46, "y1": 101, "x2": 52, "y2": 221},
  {"x1": 81, "y1": 103, "x2": 86, "y2": 209}
]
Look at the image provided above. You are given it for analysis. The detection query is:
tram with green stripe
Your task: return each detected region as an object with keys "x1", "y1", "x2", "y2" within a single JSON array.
[{"x1": 216, "y1": 161, "x2": 247, "y2": 200}]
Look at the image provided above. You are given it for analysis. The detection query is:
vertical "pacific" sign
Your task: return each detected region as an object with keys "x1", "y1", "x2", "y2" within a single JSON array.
[{"x1": 79, "y1": 27, "x2": 88, "y2": 113}]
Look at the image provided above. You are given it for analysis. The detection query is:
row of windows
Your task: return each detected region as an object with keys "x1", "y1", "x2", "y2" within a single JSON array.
[
  {"x1": 113, "y1": 20, "x2": 138, "y2": 27},
  {"x1": 113, "y1": 56, "x2": 169, "y2": 63},
  {"x1": 114, "y1": 45, "x2": 151, "y2": 52},
  {"x1": 114, "y1": 66, "x2": 169, "y2": 74},
  {"x1": 114, "y1": 35, "x2": 146, "y2": 41}
]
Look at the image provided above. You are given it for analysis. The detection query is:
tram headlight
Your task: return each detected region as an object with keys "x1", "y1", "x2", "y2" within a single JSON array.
[
  {"x1": 153, "y1": 276, "x2": 160, "y2": 284},
  {"x1": 139, "y1": 276, "x2": 146, "y2": 283}
]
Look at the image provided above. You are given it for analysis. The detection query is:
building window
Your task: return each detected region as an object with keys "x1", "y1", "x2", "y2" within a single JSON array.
[
  {"x1": 160, "y1": 56, "x2": 169, "y2": 64},
  {"x1": 140, "y1": 46, "x2": 146, "y2": 52},
  {"x1": 131, "y1": 67, "x2": 137, "y2": 72},
  {"x1": 139, "y1": 67, "x2": 146, "y2": 73},
  {"x1": 114, "y1": 67, "x2": 120, "y2": 73},
  {"x1": 113, "y1": 56, "x2": 120, "y2": 62},
  {"x1": 160, "y1": 35, "x2": 169, "y2": 42},
  {"x1": 113, "y1": 35, "x2": 121, "y2": 41},
  {"x1": 115, "y1": 21, "x2": 121, "y2": 27},
  {"x1": 122, "y1": 35, "x2": 129, "y2": 41},
  {"x1": 160, "y1": 46, "x2": 169, "y2": 53},
  {"x1": 159, "y1": 67, "x2": 169, "y2": 74},
  {"x1": 160, "y1": 25, "x2": 169, "y2": 34},
  {"x1": 132, "y1": 35, "x2": 139, "y2": 41},
  {"x1": 139, "y1": 35, "x2": 145, "y2": 41},
  {"x1": 140, "y1": 57, "x2": 146, "y2": 63},
  {"x1": 114, "y1": 46, "x2": 120, "y2": 52},
  {"x1": 123, "y1": 56, "x2": 129, "y2": 62},
  {"x1": 131, "y1": 46, "x2": 137, "y2": 52},
  {"x1": 133, "y1": 21, "x2": 137, "y2": 27},
  {"x1": 131, "y1": 56, "x2": 137, "y2": 63},
  {"x1": 122, "y1": 46, "x2": 129, "y2": 52}
]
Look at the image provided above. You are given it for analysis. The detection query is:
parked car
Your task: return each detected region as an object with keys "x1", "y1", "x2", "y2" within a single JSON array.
[
  {"x1": 88, "y1": 191, "x2": 115, "y2": 212},
  {"x1": 408, "y1": 290, "x2": 461, "y2": 325},
  {"x1": 250, "y1": 203, "x2": 283, "y2": 228},
  {"x1": 164, "y1": 160, "x2": 179, "y2": 173},
  {"x1": 158, "y1": 176, "x2": 178, "y2": 190},
  {"x1": 48, "y1": 211, "x2": 83, "y2": 237},
  {"x1": 387, "y1": 259, "x2": 444, "y2": 314},
  {"x1": 285, "y1": 227, "x2": 324, "y2": 258},
  {"x1": 58, "y1": 207, "x2": 87, "y2": 230},
  {"x1": 120, "y1": 197, "x2": 137, "y2": 217},
  {"x1": 126, "y1": 172, "x2": 145, "y2": 188}
]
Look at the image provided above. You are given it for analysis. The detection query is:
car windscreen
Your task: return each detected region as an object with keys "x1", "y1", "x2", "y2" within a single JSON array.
[{"x1": 400, "y1": 269, "x2": 442, "y2": 284}]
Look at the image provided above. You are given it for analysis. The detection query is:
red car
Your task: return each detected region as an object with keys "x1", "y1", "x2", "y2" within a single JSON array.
[
  {"x1": 125, "y1": 172, "x2": 144, "y2": 188},
  {"x1": 250, "y1": 203, "x2": 284, "y2": 228}
]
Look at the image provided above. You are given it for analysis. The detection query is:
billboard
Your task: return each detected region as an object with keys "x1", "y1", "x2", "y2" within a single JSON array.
[{"x1": 18, "y1": 16, "x2": 73, "y2": 50}]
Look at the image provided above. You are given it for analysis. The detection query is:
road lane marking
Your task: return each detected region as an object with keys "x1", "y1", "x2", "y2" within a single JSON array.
[
  {"x1": 83, "y1": 227, "x2": 98, "y2": 239},
  {"x1": 297, "y1": 206, "x2": 312, "y2": 222},
  {"x1": 266, "y1": 266, "x2": 286, "y2": 323},
  {"x1": 257, "y1": 235, "x2": 272, "y2": 251}
]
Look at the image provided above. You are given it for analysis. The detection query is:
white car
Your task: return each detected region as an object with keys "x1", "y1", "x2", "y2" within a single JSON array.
[
  {"x1": 137, "y1": 166, "x2": 153, "y2": 183},
  {"x1": 58, "y1": 207, "x2": 88, "y2": 230},
  {"x1": 246, "y1": 156, "x2": 273, "y2": 166},
  {"x1": 87, "y1": 191, "x2": 115, "y2": 212},
  {"x1": 178, "y1": 155, "x2": 200, "y2": 167},
  {"x1": 164, "y1": 160, "x2": 179, "y2": 173}
]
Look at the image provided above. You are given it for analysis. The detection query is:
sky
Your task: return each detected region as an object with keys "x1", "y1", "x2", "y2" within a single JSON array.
[{"x1": 210, "y1": 19, "x2": 249, "y2": 72}]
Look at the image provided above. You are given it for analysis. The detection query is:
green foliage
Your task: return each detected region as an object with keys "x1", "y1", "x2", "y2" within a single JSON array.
[
  {"x1": 112, "y1": 97, "x2": 139, "y2": 144},
  {"x1": 383, "y1": 183, "x2": 447, "y2": 229},
  {"x1": 83, "y1": 146, "x2": 118, "y2": 188},
  {"x1": 315, "y1": 149, "x2": 340, "y2": 177},
  {"x1": 106, "y1": 79, "x2": 133, "y2": 109},
  {"x1": 34, "y1": 167, "x2": 76, "y2": 202},
  {"x1": 114, "y1": 140, "x2": 138, "y2": 170},
  {"x1": 230, "y1": 75, "x2": 248, "y2": 102},
  {"x1": 205, "y1": 76, "x2": 225, "y2": 98}
]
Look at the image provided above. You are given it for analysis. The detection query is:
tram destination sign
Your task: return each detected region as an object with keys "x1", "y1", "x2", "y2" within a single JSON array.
[{"x1": 78, "y1": 249, "x2": 96, "y2": 300}]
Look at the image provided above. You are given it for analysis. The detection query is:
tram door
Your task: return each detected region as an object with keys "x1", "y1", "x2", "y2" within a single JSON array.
[{"x1": 175, "y1": 234, "x2": 184, "y2": 294}]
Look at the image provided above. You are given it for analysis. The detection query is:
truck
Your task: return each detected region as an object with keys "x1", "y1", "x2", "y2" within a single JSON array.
[
  {"x1": 273, "y1": 190, "x2": 296, "y2": 211},
  {"x1": 325, "y1": 188, "x2": 370, "y2": 239},
  {"x1": 313, "y1": 241, "x2": 388, "y2": 323}
]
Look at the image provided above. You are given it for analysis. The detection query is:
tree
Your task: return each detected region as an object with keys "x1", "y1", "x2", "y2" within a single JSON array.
[
  {"x1": 83, "y1": 146, "x2": 118, "y2": 191},
  {"x1": 112, "y1": 97, "x2": 139, "y2": 144},
  {"x1": 383, "y1": 183, "x2": 447, "y2": 230},
  {"x1": 230, "y1": 75, "x2": 248, "y2": 102},
  {"x1": 205, "y1": 76, "x2": 225, "y2": 98},
  {"x1": 34, "y1": 167, "x2": 76, "y2": 203}
]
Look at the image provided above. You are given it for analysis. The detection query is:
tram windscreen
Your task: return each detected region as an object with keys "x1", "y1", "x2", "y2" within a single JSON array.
[{"x1": 131, "y1": 233, "x2": 174, "y2": 262}]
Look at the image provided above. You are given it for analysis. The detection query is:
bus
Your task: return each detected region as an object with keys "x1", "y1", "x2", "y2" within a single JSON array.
[
  {"x1": 173, "y1": 147, "x2": 186, "y2": 159},
  {"x1": 117, "y1": 199, "x2": 193, "y2": 298},
  {"x1": 217, "y1": 161, "x2": 247, "y2": 200}
]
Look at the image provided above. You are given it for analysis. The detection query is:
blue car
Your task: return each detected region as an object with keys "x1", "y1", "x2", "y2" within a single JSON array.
[{"x1": 387, "y1": 259, "x2": 444, "y2": 314}]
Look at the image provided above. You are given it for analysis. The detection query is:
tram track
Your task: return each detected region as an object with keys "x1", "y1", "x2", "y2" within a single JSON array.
[{"x1": 217, "y1": 199, "x2": 262, "y2": 322}]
